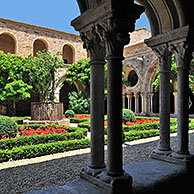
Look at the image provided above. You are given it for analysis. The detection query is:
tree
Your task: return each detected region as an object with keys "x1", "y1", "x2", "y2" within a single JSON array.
[
  {"x1": 152, "y1": 55, "x2": 194, "y2": 92},
  {"x1": 66, "y1": 58, "x2": 91, "y2": 95},
  {"x1": 27, "y1": 51, "x2": 64, "y2": 103},
  {"x1": 0, "y1": 51, "x2": 32, "y2": 116},
  {"x1": 152, "y1": 55, "x2": 177, "y2": 92}
]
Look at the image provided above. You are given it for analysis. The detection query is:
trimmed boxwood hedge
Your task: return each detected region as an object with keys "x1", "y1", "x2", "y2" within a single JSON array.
[
  {"x1": 0, "y1": 138, "x2": 90, "y2": 163},
  {"x1": 0, "y1": 127, "x2": 88, "y2": 150}
]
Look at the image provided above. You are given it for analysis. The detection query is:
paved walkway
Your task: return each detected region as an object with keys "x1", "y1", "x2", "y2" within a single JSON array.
[{"x1": 0, "y1": 131, "x2": 194, "y2": 194}]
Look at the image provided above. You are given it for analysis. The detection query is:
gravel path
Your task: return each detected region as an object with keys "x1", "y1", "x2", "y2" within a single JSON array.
[{"x1": 1, "y1": 131, "x2": 194, "y2": 194}]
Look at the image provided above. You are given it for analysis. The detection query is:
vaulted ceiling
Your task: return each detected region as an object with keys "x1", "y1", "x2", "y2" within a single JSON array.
[{"x1": 76, "y1": 0, "x2": 192, "y2": 36}]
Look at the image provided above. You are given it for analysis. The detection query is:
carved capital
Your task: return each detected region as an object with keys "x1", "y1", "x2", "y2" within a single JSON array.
[
  {"x1": 170, "y1": 41, "x2": 193, "y2": 71},
  {"x1": 80, "y1": 27, "x2": 105, "y2": 64},
  {"x1": 96, "y1": 17, "x2": 134, "y2": 59},
  {"x1": 153, "y1": 44, "x2": 172, "y2": 72}
]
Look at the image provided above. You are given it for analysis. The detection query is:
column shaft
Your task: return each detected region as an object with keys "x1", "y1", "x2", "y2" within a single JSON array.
[
  {"x1": 177, "y1": 67, "x2": 189, "y2": 154},
  {"x1": 107, "y1": 57, "x2": 123, "y2": 176},
  {"x1": 90, "y1": 62, "x2": 106, "y2": 168},
  {"x1": 158, "y1": 68, "x2": 171, "y2": 151}
]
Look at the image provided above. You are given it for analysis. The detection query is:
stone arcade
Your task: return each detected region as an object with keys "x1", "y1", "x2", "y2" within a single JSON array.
[{"x1": 31, "y1": 0, "x2": 194, "y2": 193}]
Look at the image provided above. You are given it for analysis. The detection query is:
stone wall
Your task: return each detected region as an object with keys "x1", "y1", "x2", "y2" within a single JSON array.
[{"x1": 0, "y1": 18, "x2": 87, "y2": 62}]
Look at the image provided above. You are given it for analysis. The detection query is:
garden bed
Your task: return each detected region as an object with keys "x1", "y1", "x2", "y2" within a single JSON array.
[{"x1": 0, "y1": 115, "x2": 193, "y2": 163}]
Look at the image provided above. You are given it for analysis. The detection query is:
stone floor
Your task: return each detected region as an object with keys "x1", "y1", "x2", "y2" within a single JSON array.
[{"x1": 0, "y1": 131, "x2": 194, "y2": 194}]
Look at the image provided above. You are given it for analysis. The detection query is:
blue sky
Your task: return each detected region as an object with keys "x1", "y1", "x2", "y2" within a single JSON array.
[{"x1": 0, "y1": 0, "x2": 150, "y2": 35}]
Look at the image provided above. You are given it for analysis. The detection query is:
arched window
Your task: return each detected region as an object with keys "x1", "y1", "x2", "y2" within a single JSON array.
[
  {"x1": 63, "y1": 44, "x2": 74, "y2": 64},
  {"x1": 0, "y1": 33, "x2": 16, "y2": 54},
  {"x1": 33, "y1": 39, "x2": 48, "y2": 57}
]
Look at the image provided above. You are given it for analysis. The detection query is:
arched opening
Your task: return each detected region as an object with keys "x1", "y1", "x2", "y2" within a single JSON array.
[
  {"x1": 59, "y1": 81, "x2": 77, "y2": 112},
  {"x1": 127, "y1": 70, "x2": 138, "y2": 87},
  {"x1": 0, "y1": 33, "x2": 16, "y2": 54},
  {"x1": 63, "y1": 44, "x2": 74, "y2": 64},
  {"x1": 33, "y1": 39, "x2": 48, "y2": 57}
]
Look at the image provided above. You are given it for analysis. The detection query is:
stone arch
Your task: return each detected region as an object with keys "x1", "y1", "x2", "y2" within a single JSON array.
[
  {"x1": 136, "y1": 0, "x2": 187, "y2": 35},
  {"x1": 0, "y1": 32, "x2": 16, "y2": 54},
  {"x1": 62, "y1": 44, "x2": 75, "y2": 64},
  {"x1": 33, "y1": 39, "x2": 48, "y2": 56}
]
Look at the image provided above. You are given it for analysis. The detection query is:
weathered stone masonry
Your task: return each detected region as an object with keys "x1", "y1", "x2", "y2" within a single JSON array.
[{"x1": 0, "y1": 18, "x2": 87, "y2": 61}]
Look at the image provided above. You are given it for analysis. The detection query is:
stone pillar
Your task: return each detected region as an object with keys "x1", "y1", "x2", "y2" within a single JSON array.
[
  {"x1": 126, "y1": 94, "x2": 132, "y2": 110},
  {"x1": 149, "y1": 93, "x2": 154, "y2": 113},
  {"x1": 80, "y1": 30, "x2": 106, "y2": 172},
  {"x1": 153, "y1": 44, "x2": 172, "y2": 155},
  {"x1": 122, "y1": 93, "x2": 126, "y2": 108},
  {"x1": 140, "y1": 93, "x2": 147, "y2": 113},
  {"x1": 134, "y1": 93, "x2": 140, "y2": 113},
  {"x1": 172, "y1": 42, "x2": 192, "y2": 156},
  {"x1": 95, "y1": 16, "x2": 142, "y2": 182},
  {"x1": 173, "y1": 91, "x2": 178, "y2": 114}
]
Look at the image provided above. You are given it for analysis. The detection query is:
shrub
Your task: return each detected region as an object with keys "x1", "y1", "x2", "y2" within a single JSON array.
[
  {"x1": 0, "y1": 116, "x2": 18, "y2": 139},
  {"x1": 65, "y1": 110, "x2": 75, "y2": 118},
  {"x1": 122, "y1": 109, "x2": 135, "y2": 123},
  {"x1": 68, "y1": 91, "x2": 90, "y2": 114}
]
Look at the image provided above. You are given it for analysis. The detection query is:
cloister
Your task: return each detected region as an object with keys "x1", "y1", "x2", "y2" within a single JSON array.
[
  {"x1": 1, "y1": 0, "x2": 194, "y2": 193},
  {"x1": 27, "y1": 0, "x2": 194, "y2": 193}
]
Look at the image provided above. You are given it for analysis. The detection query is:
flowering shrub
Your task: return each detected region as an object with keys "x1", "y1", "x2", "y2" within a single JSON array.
[
  {"x1": 104, "y1": 118, "x2": 160, "y2": 127},
  {"x1": 74, "y1": 114, "x2": 90, "y2": 119},
  {"x1": 1, "y1": 125, "x2": 68, "y2": 140},
  {"x1": 63, "y1": 114, "x2": 90, "y2": 119}
]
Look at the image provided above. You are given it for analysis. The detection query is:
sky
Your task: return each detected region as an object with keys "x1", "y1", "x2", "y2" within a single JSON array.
[{"x1": 0, "y1": 0, "x2": 150, "y2": 35}]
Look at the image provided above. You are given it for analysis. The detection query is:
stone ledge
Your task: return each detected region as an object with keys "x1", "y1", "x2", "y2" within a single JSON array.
[
  {"x1": 23, "y1": 119, "x2": 70, "y2": 126},
  {"x1": 27, "y1": 159, "x2": 194, "y2": 194}
]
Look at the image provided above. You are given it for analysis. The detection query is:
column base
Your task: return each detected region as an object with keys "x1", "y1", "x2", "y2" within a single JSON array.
[
  {"x1": 81, "y1": 169, "x2": 132, "y2": 194},
  {"x1": 151, "y1": 150, "x2": 194, "y2": 168},
  {"x1": 83, "y1": 165, "x2": 106, "y2": 177}
]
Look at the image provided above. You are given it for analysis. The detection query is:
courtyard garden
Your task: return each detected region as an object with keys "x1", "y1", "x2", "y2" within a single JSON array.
[{"x1": 1, "y1": 110, "x2": 194, "y2": 163}]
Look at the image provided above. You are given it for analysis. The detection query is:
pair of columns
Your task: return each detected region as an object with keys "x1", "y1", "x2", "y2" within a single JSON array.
[
  {"x1": 125, "y1": 93, "x2": 140, "y2": 113},
  {"x1": 151, "y1": 41, "x2": 193, "y2": 158},
  {"x1": 80, "y1": 21, "x2": 132, "y2": 180}
]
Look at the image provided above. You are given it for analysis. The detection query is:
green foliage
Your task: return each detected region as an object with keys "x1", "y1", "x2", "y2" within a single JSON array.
[
  {"x1": 0, "y1": 138, "x2": 90, "y2": 162},
  {"x1": 27, "y1": 51, "x2": 64, "y2": 102},
  {"x1": 65, "y1": 110, "x2": 75, "y2": 118},
  {"x1": 68, "y1": 91, "x2": 90, "y2": 114},
  {"x1": 0, "y1": 127, "x2": 88, "y2": 150},
  {"x1": 0, "y1": 115, "x2": 18, "y2": 138},
  {"x1": 152, "y1": 55, "x2": 194, "y2": 92},
  {"x1": 122, "y1": 109, "x2": 136, "y2": 123},
  {"x1": 66, "y1": 58, "x2": 90, "y2": 94},
  {"x1": 0, "y1": 51, "x2": 32, "y2": 115}
]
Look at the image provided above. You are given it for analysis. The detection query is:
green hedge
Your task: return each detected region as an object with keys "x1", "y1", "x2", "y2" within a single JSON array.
[
  {"x1": 0, "y1": 127, "x2": 87, "y2": 150},
  {"x1": 0, "y1": 138, "x2": 90, "y2": 163},
  {"x1": 124, "y1": 129, "x2": 160, "y2": 141}
]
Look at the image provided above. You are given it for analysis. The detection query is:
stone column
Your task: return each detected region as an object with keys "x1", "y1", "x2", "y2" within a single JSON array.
[
  {"x1": 80, "y1": 30, "x2": 106, "y2": 172},
  {"x1": 172, "y1": 42, "x2": 192, "y2": 156},
  {"x1": 96, "y1": 17, "x2": 138, "y2": 179},
  {"x1": 134, "y1": 93, "x2": 140, "y2": 113},
  {"x1": 140, "y1": 93, "x2": 147, "y2": 113},
  {"x1": 149, "y1": 93, "x2": 154, "y2": 113},
  {"x1": 153, "y1": 44, "x2": 172, "y2": 155},
  {"x1": 122, "y1": 93, "x2": 126, "y2": 108},
  {"x1": 173, "y1": 91, "x2": 178, "y2": 114},
  {"x1": 126, "y1": 94, "x2": 132, "y2": 110}
]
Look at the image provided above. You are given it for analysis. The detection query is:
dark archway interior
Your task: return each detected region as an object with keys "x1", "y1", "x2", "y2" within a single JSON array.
[
  {"x1": 0, "y1": 33, "x2": 15, "y2": 54},
  {"x1": 33, "y1": 39, "x2": 47, "y2": 56},
  {"x1": 63, "y1": 45, "x2": 74, "y2": 64},
  {"x1": 127, "y1": 70, "x2": 138, "y2": 87}
]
